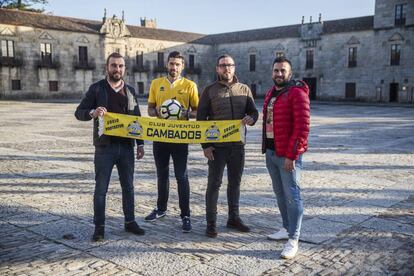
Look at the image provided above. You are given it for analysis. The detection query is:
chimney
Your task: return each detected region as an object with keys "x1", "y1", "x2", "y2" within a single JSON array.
[
  {"x1": 140, "y1": 17, "x2": 157, "y2": 28},
  {"x1": 102, "y1": 8, "x2": 107, "y2": 23}
]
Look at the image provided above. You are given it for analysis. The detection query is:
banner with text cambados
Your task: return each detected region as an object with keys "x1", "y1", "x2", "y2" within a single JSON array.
[{"x1": 99, "y1": 112, "x2": 246, "y2": 144}]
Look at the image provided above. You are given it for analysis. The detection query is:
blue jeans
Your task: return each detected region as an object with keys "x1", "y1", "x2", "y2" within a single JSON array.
[
  {"x1": 94, "y1": 143, "x2": 135, "y2": 226},
  {"x1": 265, "y1": 149, "x2": 303, "y2": 240},
  {"x1": 153, "y1": 142, "x2": 190, "y2": 218}
]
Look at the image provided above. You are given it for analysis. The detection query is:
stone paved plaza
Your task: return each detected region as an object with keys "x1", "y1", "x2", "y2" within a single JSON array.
[{"x1": 0, "y1": 100, "x2": 413, "y2": 275}]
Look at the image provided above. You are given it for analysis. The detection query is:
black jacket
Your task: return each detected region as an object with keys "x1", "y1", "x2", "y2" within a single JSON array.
[{"x1": 74, "y1": 79, "x2": 144, "y2": 147}]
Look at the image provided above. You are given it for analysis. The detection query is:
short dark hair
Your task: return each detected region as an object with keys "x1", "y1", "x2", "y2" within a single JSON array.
[
  {"x1": 272, "y1": 57, "x2": 292, "y2": 68},
  {"x1": 106, "y1": 52, "x2": 124, "y2": 65},
  {"x1": 167, "y1": 51, "x2": 185, "y2": 63},
  {"x1": 216, "y1": 54, "x2": 234, "y2": 65}
]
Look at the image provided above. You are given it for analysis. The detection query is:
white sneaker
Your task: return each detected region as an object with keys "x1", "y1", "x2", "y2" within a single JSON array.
[
  {"x1": 281, "y1": 239, "x2": 299, "y2": 259},
  {"x1": 267, "y1": 228, "x2": 289, "y2": 240}
]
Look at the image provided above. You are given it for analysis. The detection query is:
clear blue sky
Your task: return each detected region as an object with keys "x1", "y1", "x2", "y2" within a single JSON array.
[{"x1": 41, "y1": 0, "x2": 375, "y2": 34}]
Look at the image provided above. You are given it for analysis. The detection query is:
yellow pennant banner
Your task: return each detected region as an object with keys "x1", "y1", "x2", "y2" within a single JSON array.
[{"x1": 100, "y1": 112, "x2": 245, "y2": 144}]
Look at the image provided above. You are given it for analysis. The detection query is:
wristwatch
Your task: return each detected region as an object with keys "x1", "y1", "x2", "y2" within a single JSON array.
[{"x1": 89, "y1": 109, "x2": 95, "y2": 118}]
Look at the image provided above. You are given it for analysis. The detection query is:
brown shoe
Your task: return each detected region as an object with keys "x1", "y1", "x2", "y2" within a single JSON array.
[
  {"x1": 125, "y1": 221, "x2": 145, "y2": 235},
  {"x1": 226, "y1": 218, "x2": 250, "y2": 232},
  {"x1": 205, "y1": 222, "x2": 217, "y2": 238}
]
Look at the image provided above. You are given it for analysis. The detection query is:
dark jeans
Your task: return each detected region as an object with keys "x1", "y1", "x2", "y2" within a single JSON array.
[
  {"x1": 153, "y1": 142, "x2": 190, "y2": 218},
  {"x1": 94, "y1": 143, "x2": 135, "y2": 226},
  {"x1": 206, "y1": 145, "x2": 245, "y2": 223}
]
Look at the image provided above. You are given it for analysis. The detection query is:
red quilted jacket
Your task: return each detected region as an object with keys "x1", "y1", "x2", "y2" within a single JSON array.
[{"x1": 262, "y1": 80, "x2": 310, "y2": 160}]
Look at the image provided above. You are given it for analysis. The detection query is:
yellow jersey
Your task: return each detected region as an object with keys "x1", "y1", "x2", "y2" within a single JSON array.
[{"x1": 148, "y1": 77, "x2": 199, "y2": 110}]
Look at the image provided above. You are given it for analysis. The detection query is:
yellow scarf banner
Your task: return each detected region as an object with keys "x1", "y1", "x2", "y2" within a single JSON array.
[{"x1": 99, "y1": 112, "x2": 245, "y2": 144}]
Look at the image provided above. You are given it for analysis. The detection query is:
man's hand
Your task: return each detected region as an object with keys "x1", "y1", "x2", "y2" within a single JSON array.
[
  {"x1": 284, "y1": 158, "x2": 295, "y2": 172},
  {"x1": 148, "y1": 103, "x2": 160, "y2": 118},
  {"x1": 92, "y1": 107, "x2": 107, "y2": 118},
  {"x1": 136, "y1": 146, "x2": 144, "y2": 160},
  {"x1": 179, "y1": 108, "x2": 189, "y2": 120},
  {"x1": 242, "y1": 115, "x2": 254, "y2": 126},
  {"x1": 203, "y1": 146, "x2": 215, "y2": 161}
]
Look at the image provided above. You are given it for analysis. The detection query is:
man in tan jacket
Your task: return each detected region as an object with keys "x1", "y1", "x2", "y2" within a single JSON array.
[{"x1": 197, "y1": 54, "x2": 258, "y2": 238}]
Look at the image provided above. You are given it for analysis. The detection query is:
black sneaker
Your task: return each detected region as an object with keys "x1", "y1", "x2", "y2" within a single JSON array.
[
  {"x1": 182, "y1": 216, "x2": 192, "y2": 233},
  {"x1": 92, "y1": 225, "x2": 104, "y2": 242},
  {"x1": 125, "y1": 221, "x2": 145, "y2": 235},
  {"x1": 205, "y1": 222, "x2": 217, "y2": 238},
  {"x1": 226, "y1": 218, "x2": 251, "y2": 233},
  {"x1": 145, "y1": 209, "x2": 166, "y2": 222}
]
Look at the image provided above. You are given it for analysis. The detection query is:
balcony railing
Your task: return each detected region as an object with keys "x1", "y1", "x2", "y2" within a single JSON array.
[
  {"x1": 0, "y1": 56, "x2": 23, "y2": 67},
  {"x1": 395, "y1": 18, "x2": 406, "y2": 26},
  {"x1": 132, "y1": 64, "x2": 150, "y2": 73},
  {"x1": 348, "y1": 60, "x2": 357, "y2": 68},
  {"x1": 73, "y1": 60, "x2": 96, "y2": 70},
  {"x1": 153, "y1": 66, "x2": 167, "y2": 73},
  {"x1": 37, "y1": 58, "x2": 60, "y2": 69},
  {"x1": 184, "y1": 66, "x2": 202, "y2": 75}
]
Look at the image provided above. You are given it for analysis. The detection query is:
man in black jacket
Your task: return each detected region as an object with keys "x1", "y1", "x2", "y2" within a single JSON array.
[{"x1": 75, "y1": 52, "x2": 145, "y2": 242}]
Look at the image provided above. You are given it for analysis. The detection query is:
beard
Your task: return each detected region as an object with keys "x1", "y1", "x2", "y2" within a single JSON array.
[
  {"x1": 218, "y1": 72, "x2": 234, "y2": 82},
  {"x1": 168, "y1": 69, "x2": 178, "y2": 78},
  {"x1": 108, "y1": 72, "x2": 122, "y2": 82},
  {"x1": 273, "y1": 74, "x2": 291, "y2": 87},
  {"x1": 273, "y1": 78, "x2": 288, "y2": 87}
]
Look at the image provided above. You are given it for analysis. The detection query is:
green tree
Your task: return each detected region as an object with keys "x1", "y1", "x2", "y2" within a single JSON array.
[{"x1": 0, "y1": 0, "x2": 48, "y2": 12}]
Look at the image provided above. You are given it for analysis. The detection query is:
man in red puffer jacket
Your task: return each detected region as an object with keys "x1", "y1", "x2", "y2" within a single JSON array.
[{"x1": 262, "y1": 57, "x2": 310, "y2": 259}]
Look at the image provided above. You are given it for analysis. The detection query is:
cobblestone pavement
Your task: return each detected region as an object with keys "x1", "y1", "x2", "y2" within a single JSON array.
[{"x1": 0, "y1": 100, "x2": 413, "y2": 275}]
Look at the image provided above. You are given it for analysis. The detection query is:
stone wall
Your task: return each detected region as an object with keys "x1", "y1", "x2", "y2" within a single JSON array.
[
  {"x1": 0, "y1": 24, "x2": 102, "y2": 98},
  {"x1": 0, "y1": 0, "x2": 413, "y2": 102},
  {"x1": 0, "y1": 24, "x2": 216, "y2": 99},
  {"x1": 213, "y1": 25, "x2": 413, "y2": 102}
]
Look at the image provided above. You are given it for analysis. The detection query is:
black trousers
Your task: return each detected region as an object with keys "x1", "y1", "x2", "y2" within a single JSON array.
[
  {"x1": 94, "y1": 143, "x2": 135, "y2": 226},
  {"x1": 153, "y1": 142, "x2": 190, "y2": 218},
  {"x1": 205, "y1": 145, "x2": 245, "y2": 223}
]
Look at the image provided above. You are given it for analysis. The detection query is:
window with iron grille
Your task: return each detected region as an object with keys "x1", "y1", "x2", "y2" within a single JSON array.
[
  {"x1": 1, "y1": 40, "x2": 14, "y2": 57},
  {"x1": 11, "y1": 80, "x2": 21, "y2": 90},
  {"x1": 250, "y1": 83, "x2": 257, "y2": 98},
  {"x1": 137, "y1": 82, "x2": 144, "y2": 94},
  {"x1": 41, "y1": 43, "x2": 52, "y2": 64},
  {"x1": 395, "y1": 4, "x2": 407, "y2": 26},
  {"x1": 136, "y1": 51, "x2": 143, "y2": 67},
  {"x1": 348, "y1": 47, "x2": 357, "y2": 67},
  {"x1": 189, "y1": 54, "x2": 195, "y2": 69},
  {"x1": 157, "y1": 52, "x2": 164, "y2": 68},
  {"x1": 249, "y1": 54, "x2": 256, "y2": 72},
  {"x1": 345, "y1": 83, "x2": 356, "y2": 99},
  {"x1": 79, "y1": 46, "x2": 88, "y2": 66},
  {"x1": 49, "y1": 81, "x2": 58, "y2": 92},
  {"x1": 306, "y1": 50, "x2": 314, "y2": 69},
  {"x1": 390, "y1": 44, "x2": 401, "y2": 66}
]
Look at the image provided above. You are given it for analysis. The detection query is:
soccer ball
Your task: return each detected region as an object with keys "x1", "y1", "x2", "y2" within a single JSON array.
[{"x1": 160, "y1": 99, "x2": 182, "y2": 120}]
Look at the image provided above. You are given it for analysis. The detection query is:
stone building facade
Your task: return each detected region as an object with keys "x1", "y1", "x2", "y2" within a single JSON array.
[{"x1": 0, "y1": 0, "x2": 413, "y2": 102}]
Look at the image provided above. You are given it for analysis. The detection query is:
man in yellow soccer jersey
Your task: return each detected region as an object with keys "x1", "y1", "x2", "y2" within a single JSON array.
[{"x1": 145, "y1": 51, "x2": 199, "y2": 233}]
